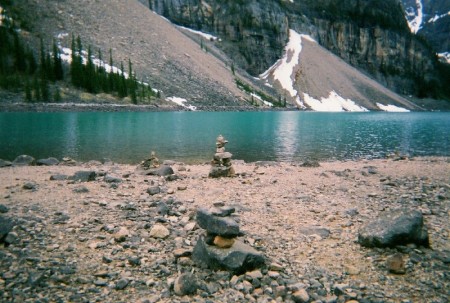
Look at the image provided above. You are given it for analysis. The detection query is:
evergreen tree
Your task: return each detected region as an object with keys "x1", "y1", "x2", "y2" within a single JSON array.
[
  {"x1": 53, "y1": 87, "x2": 62, "y2": 102},
  {"x1": 40, "y1": 78, "x2": 49, "y2": 101},
  {"x1": 52, "y1": 40, "x2": 63, "y2": 81},
  {"x1": 25, "y1": 78, "x2": 32, "y2": 102}
]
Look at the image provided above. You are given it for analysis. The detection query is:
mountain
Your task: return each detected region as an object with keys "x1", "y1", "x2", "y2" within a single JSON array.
[
  {"x1": 142, "y1": 0, "x2": 450, "y2": 106},
  {"x1": 402, "y1": 0, "x2": 450, "y2": 62},
  {"x1": 1, "y1": 0, "x2": 449, "y2": 111}
]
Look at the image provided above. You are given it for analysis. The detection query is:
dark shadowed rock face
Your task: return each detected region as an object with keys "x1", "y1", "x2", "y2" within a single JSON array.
[
  {"x1": 358, "y1": 209, "x2": 429, "y2": 248},
  {"x1": 0, "y1": 216, "x2": 15, "y2": 243},
  {"x1": 69, "y1": 171, "x2": 97, "y2": 182}
]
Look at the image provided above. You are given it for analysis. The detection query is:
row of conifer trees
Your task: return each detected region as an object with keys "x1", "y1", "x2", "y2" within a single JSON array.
[{"x1": 0, "y1": 11, "x2": 157, "y2": 103}]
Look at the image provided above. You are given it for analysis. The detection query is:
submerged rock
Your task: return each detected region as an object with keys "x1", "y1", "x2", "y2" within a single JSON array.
[{"x1": 358, "y1": 209, "x2": 429, "y2": 248}]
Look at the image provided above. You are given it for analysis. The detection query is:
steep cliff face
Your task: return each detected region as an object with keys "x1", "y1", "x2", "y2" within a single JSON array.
[
  {"x1": 142, "y1": 0, "x2": 447, "y2": 100},
  {"x1": 402, "y1": 0, "x2": 450, "y2": 60}
]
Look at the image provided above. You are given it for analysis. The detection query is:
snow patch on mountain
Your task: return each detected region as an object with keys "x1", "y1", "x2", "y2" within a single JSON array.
[
  {"x1": 405, "y1": 0, "x2": 424, "y2": 33},
  {"x1": 302, "y1": 91, "x2": 369, "y2": 112},
  {"x1": 166, "y1": 96, "x2": 197, "y2": 111},
  {"x1": 376, "y1": 103, "x2": 410, "y2": 112},
  {"x1": 438, "y1": 52, "x2": 450, "y2": 64},
  {"x1": 260, "y1": 29, "x2": 314, "y2": 99},
  {"x1": 427, "y1": 11, "x2": 450, "y2": 23},
  {"x1": 178, "y1": 25, "x2": 218, "y2": 41}
]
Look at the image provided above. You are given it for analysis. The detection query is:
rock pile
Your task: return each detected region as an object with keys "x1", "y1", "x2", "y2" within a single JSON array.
[
  {"x1": 192, "y1": 204, "x2": 265, "y2": 274},
  {"x1": 209, "y1": 135, "x2": 235, "y2": 178},
  {"x1": 136, "y1": 151, "x2": 174, "y2": 176}
]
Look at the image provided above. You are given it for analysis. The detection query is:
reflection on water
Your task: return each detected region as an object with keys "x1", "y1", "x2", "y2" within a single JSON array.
[{"x1": 0, "y1": 111, "x2": 449, "y2": 163}]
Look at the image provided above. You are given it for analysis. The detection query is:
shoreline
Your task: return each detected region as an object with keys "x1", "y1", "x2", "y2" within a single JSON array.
[{"x1": 0, "y1": 157, "x2": 448, "y2": 302}]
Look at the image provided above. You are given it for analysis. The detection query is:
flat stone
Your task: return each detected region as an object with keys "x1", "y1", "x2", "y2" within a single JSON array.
[
  {"x1": 36, "y1": 157, "x2": 59, "y2": 166},
  {"x1": 50, "y1": 174, "x2": 68, "y2": 181},
  {"x1": 213, "y1": 236, "x2": 235, "y2": 248},
  {"x1": 299, "y1": 226, "x2": 331, "y2": 238},
  {"x1": 69, "y1": 171, "x2": 96, "y2": 182},
  {"x1": 358, "y1": 209, "x2": 429, "y2": 248},
  {"x1": 196, "y1": 208, "x2": 240, "y2": 237},
  {"x1": 214, "y1": 152, "x2": 232, "y2": 160},
  {"x1": 192, "y1": 238, "x2": 265, "y2": 274},
  {"x1": 104, "y1": 175, "x2": 122, "y2": 183},
  {"x1": 139, "y1": 165, "x2": 174, "y2": 176}
]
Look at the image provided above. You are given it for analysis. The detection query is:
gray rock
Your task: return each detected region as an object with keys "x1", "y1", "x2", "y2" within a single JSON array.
[
  {"x1": 104, "y1": 175, "x2": 122, "y2": 183},
  {"x1": 0, "y1": 159, "x2": 12, "y2": 167},
  {"x1": 147, "y1": 186, "x2": 161, "y2": 196},
  {"x1": 23, "y1": 182, "x2": 38, "y2": 191},
  {"x1": 209, "y1": 166, "x2": 233, "y2": 178},
  {"x1": 12, "y1": 155, "x2": 35, "y2": 166},
  {"x1": 73, "y1": 186, "x2": 89, "y2": 193},
  {"x1": 0, "y1": 204, "x2": 9, "y2": 213},
  {"x1": 299, "y1": 226, "x2": 331, "y2": 238},
  {"x1": 173, "y1": 273, "x2": 199, "y2": 296},
  {"x1": 50, "y1": 174, "x2": 68, "y2": 181},
  {"x1": 69, "y1": 171, "x2": 96, "y2": 182},
  {"x1": 115, "y1": 278, "x2": 129, "y2": 290},
  {"x1": 192, "y1": 238, "x2": 265, "y2": 274},
  {"x1": 139, "y1": 165, "x2": 174, "y2": 176},
  {"x1": 36, "y1": 157, "x2": 59, "y2": 166},
  {"x1": 358, "y1": 209, "x2": 429, "y2": 248},
  {"x1": 0, "y1": 216, "x2": 15, "y2": 243},
  {"x1": 196, "y1": 208, "x2": 240, "y2": 237},
  {"x1": 4, "y1": 231, "x2": 19, "y2": 245},
  {"x1": 300, "y1": 160, "x2": 320, "y2": 167},
  {"x1": 292, "y1": 288, "x2": 310, "y2": 303}
]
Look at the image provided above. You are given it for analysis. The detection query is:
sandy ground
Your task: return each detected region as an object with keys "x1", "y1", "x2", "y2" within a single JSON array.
[{"x1": 0, "y1": 157, "x2": 449, "y2": 302}]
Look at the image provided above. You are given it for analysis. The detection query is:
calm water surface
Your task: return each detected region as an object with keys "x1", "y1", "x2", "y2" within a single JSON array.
[{"x1": 0, "y1": 111, "x2": 449, "y2": 163}]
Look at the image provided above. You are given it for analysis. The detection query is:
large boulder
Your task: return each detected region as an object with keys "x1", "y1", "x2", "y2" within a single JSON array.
[
  {"x1": 196, "y1": 208, "x2": 240, "y2": 238},
  {"x1": 12, "y1": 155, "x2": 35, "y2": 166},
  {"x1": 192, "y1": 238, "x2": 265, "y2": 274},
  {"x1": 209, "y1": 166, "x2": 233, "y2": 178},
  {"x1": 358, "y1": 209, "x2": 429, "y2": 248}
]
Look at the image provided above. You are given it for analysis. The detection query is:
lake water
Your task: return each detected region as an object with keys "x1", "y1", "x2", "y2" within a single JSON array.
[{"x1": 0, "y1": 111, "x2": 449, "y2": 164}]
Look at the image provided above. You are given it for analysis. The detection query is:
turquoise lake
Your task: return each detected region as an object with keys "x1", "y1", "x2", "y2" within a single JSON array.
[{"x1": 0, "y1": 111, "x2": 449, "y2": 164}]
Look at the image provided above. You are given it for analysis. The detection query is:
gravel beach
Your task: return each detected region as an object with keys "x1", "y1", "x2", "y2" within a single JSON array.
[{"x1": 0, "y1": 157, "x2": 448, "y2": 302}]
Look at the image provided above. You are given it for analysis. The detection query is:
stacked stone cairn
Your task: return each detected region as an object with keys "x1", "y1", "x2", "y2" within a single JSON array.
[
  {"x1": 192, "y1": 204, "x2": 265, "y2": 274},
  {"x1": 137, "y1": 151, "x2": 174, "y2": 176},
  {"x1": 141, "y1": 151, "x2": 160, "y2": 169},
  {"x1": 209, "y1": 135, "x2": 235, "y2": 178}
]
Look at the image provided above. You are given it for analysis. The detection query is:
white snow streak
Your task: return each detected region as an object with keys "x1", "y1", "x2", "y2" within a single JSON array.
[
  {"x1": 251, "y1": 93, "x2": 273, "y2": 107},
  {"x1": 427, "y1": 11, "x2": 450, "y2": 23},
  {"x1": 438, "y1": 52, "x2": 450, "y2": 64},
  {"x1": 260, "y1": 29, "x2": 314, "y2": 98},
  {"x1": 376, "y1": 103, "x2": 410, "y2": 112},
  {"x1": 303, "y1": 91, "x2": 369, "y2": 112},
  {"x1": 178, "y1": 25, "x2": 218, "y2": 41},
  {"x1": 166, "y1": 96, "x2": 197, "y2": 111},
  {"x1": 406, "y1": 0, "x2": 423, "y2": 33}
]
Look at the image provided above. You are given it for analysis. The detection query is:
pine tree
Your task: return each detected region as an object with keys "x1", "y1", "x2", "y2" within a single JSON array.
[
  {"x1": 53, "y1": 87, "x2": 62, "y2": 102},
  {"x1": 52, "y1": 40, "x2": 63, "y2": 81},
  {"x1": 25, "y1": 78, "x2": 32, "y2": 102}
]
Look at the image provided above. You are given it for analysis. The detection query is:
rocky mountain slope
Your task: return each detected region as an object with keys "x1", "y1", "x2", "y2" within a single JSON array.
[
  {"x1": 142, "y1": 0, "x2": 450, "y2": 104},
  {"x1": 6, "y1": 0, "x2": 254, "y2": 109},
  {"x1": 402, "y1": 0, "x2": 450, "y2": 62},
  {"x1": 2, "y1": 0, "x2": 449, "y2": 111}
]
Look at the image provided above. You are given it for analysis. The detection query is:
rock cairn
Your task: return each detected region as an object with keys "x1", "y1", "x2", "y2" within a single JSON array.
[
  {"x1": 192, "y1": 204, "x2": 265, "y2": 274},
  {"x1": 136, "y1": 151, "x2": 174, "y2": 176},
  {"x1": 209, "y1": 135, "x2": 235, "y2": 178}
]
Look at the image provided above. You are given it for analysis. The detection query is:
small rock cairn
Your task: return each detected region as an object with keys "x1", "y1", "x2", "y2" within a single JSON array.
[
  {"x1": 209, "y1": 135, "x2": 235, "y2": 178},
  {"x1": 141, "y1": 151, "x2": 160, "y2": 169},
  {"x1": 192, "y1": 204, "x2": 265, "y2": 274}
]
